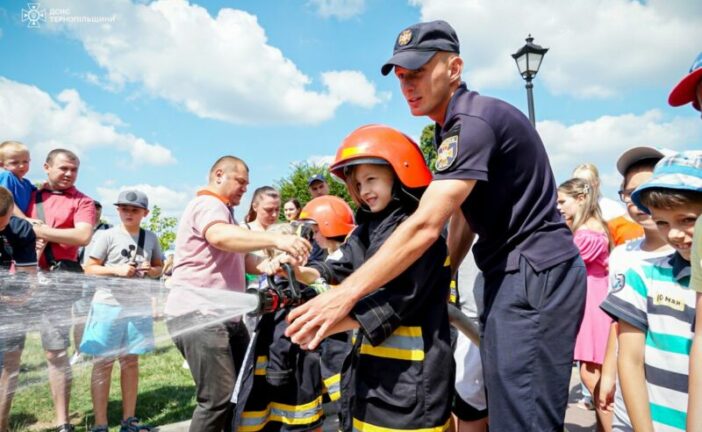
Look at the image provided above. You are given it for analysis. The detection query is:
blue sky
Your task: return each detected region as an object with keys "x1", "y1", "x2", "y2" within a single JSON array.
[{"x1": 1, "y1": 0, "x2": 700, "y2": 222}]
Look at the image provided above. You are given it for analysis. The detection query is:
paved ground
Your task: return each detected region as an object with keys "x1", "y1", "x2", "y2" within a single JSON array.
[{"x1": 154, "y1": 367, "x2": 596, "y2": 432}]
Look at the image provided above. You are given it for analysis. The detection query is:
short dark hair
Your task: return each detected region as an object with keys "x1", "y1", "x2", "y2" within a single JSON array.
[
  {"x1": 46, "y1": 149, "x2": 79, "y2": 164},
  {"x1": 0, "y1": 187, "x2": 15, "y2": 217},
  {"x1": 209, "y1": 156, "x2": 248, "y2": 181},
  {"x1": 639, "y1": 188, "x2": 702, "y2": 212}
]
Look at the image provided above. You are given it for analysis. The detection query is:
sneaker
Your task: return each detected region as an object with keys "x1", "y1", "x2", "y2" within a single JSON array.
[
  {"x1": 91, "y1": 426, "x2": 109, "y2": 432},
  {"x1": 120, "y1": 417, "x2": 152, "y2": 432},
  {"x1": 57, "y1": 424, "x2": 75, "y2": 432}
]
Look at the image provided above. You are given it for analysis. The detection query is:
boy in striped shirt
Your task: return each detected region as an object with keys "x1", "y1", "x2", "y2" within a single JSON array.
[{"x1": 600, "y1": 151, "x2": 702, "y2": 432}]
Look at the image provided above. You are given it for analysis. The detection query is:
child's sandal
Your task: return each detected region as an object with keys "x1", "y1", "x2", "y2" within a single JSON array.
[{"x1": 120, "y1": 417, "x2": 152, "y2": 432}]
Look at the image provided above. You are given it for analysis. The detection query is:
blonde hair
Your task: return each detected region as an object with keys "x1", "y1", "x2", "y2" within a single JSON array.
[
  {"x1": 0, "y1": 141, "x2": 29, "y2": 162},
  {"x1": 344, "y1": 164, "x2": 394, "y2": 208},
  {"x1": 572, "y1": 163, "x2": 602, "y2": 198},
  {"x1": 558, "y1": 177, "x2": 612, "y2": 248}
]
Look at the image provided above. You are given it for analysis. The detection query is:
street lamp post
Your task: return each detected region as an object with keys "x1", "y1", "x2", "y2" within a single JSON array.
[{"x1": 511, "y1": 35, "x2": 548, "y2": 127}]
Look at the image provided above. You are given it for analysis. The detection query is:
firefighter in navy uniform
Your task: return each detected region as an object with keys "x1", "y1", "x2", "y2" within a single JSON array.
[{"x1": 289, "y1": 125, "x2": 454, "y2": 431}]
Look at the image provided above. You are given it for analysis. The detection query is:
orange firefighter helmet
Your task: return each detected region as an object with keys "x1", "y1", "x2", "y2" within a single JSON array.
[
  {"x1": 299, "y1": 196, "x2": 355, "y2": 238},
  {"x1": 329, "y1": 124, "x2": 432, "y2": 188}
]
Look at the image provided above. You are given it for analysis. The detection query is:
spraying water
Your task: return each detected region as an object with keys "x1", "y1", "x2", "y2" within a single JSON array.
[{"x1": 0, "y1": 269, "x2": 260, "y2": 430}]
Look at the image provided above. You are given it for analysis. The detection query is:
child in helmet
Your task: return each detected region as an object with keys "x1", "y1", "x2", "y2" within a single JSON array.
[
  {"x1": 234, "y1": 199, "x2": 356, "y2": 432},
  {"x1": 288, "y1": 124, "x2": 454, "y2": 431},
  {"x1": 297, "y1": 196, "x2": 355, "y2": 406}
]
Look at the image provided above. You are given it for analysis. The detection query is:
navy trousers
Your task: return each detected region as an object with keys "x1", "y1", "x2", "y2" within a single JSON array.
[{"x1": 480, "y1": 255, "x2": 586, "y2": 431}]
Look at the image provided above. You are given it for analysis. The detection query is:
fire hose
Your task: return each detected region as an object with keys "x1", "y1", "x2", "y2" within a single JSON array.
[{"x1": 248, "y1": 264, "x2": 481, "y2": 346}]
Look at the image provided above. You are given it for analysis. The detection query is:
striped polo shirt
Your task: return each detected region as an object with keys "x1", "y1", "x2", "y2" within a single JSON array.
[{"x1": 601, "y1": 252, "x2": 693, "y2": 431}]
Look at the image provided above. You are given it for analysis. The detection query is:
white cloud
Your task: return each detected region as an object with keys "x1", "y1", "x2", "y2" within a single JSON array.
[
  {"x1": 42, "y1": 0, "x2": 384, "y2": 124},
  {"x1": 96, "y1": 183, "x2": 191, "y2": 215},
  {"x1": 306, "y1": 154, "x2": 336, "y2": 166},
  {"x1": 0, "y1": 76, "x2": 176, "y2": 167},
  {"x1": 309, "y1": 0, "x2": 365, "y2": 19},
  {"x1": 322, "y1": 71, "x2": 391, "y2": 108},
  {"x1": 411, "y1": 0, "x2": 702, "y2": 98},
  {"x1": 538, "y1": 110, "x2": 702, "y2": 191}
]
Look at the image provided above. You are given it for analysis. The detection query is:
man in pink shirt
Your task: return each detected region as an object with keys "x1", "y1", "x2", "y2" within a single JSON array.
[
  {"x1": 165, "y1": 155, "x2": 310, "y2": 432},
  {"x1": 26, "y1": 148, "x2": 95, "y2": 432}
]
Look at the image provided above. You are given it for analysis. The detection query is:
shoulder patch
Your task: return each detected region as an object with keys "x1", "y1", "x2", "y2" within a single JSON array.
[
  {"x1": 611, "y1": 273, "x2": 625, "y2": 293},
  {"x1": 435, "y1": 135, "x2": 458, "y2": 172}
]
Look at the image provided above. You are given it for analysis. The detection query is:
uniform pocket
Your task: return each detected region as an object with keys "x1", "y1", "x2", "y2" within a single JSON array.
[{"x1": 356, "y1": 360, "x2": 419, "y2": 412}]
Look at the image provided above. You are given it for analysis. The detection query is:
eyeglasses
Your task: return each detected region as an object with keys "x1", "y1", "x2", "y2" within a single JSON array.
[{"x1": 618, "y1": 188, "x2": 635, "y2": 203}]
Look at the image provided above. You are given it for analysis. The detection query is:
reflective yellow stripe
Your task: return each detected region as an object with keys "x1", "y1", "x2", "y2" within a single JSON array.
[
  {"x1": 353, "y1": 417, "x2": 451, "y2": 432},
  {"x1": 254, "y1": 355, "x2": 267, "y2": 376},
  {"x1": 359, "y1": 344, "x2": 424, "y2": 361},
  {"x1": 359, "y1": 326, "x2": 424, "y2": 361},
  {"x1": 323, "y1": 373, "x2": 341, "y2": 401},
  {"x1": 341, "y1": 146, "x2": 362, "y2": 158},
  {"x1": 444, "y1": 256, "x2": 451, "y2": 267},
  {"x1": 392, "y1": 326, "x2": 422, "y2": 338},
  {"x1": 449, "y1": 280, "x2": 457, "y2": 304},
  {"x1": 240, "y1": 396, "x2": 324, "y2": 431}
]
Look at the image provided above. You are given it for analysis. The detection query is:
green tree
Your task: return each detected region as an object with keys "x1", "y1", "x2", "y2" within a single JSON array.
[
  {"x1": 419, "y1": 123, "x2": 437, "y2": 172},
  {"x1": 275, "y1": 162, "x2": 354, "y2": 220},
  {"x1": 142, "y1": 205, "x2": 178, "y2": 251}
]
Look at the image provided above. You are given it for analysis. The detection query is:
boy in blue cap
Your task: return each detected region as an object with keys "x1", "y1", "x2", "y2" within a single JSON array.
[
  {"x1": 669, "y1": 51, "x2": 702, "y2": 431},
  {"x1": 600, "y1": 151, "x2": 702, "y2": 431}
]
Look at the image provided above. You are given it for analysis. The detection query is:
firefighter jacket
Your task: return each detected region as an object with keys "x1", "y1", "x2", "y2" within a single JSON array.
[
  {"x1": 233, "y1": 278, "x2": 350, "y2": 432},
  {"x1": 311, "y1": 201, "x2": 455, "y2": 432}
]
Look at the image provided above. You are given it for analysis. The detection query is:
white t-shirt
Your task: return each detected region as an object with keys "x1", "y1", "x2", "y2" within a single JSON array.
[
  {"x1": 600, "y1": 196, "x2": 626, "y2": 221},
  {"x1": 454, "y1": 250, "x2": 487, "y2": 410},
  {"x1": 607, "y1": 237, "x2": 673, "y2": 431}
]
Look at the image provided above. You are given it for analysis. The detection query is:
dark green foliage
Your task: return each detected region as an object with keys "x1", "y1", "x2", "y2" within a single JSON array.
[
  {"x1": 419, "y1": 124, "x2": 437, "y2": 173},
  {"x1": 275, "y1": 162, "x2": 354, "y2": 220}
]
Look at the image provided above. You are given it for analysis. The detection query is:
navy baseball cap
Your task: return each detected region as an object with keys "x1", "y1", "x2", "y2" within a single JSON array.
[
  {"x1": 669, "y1": 52, "x2": 702, "y2": 111},
  {"x1": 307, "y1": 174, "x2": 326, "y2": 186},
  {"x1": 114, "y1": 189, "x2": 149, "y2": 210},
  {"x1": 381, "y1": 20, "x2": 460, "y2": 76}
]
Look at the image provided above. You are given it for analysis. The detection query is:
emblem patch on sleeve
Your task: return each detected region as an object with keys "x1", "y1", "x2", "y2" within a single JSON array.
[
  {"x1": 435, "y1": 135, "x2": 458, "y2": 172},
  {"x1": 611, "y1": 273, "x2": 625, "y2": 293}
]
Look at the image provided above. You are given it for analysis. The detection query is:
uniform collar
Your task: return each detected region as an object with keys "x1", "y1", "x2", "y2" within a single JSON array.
[
  {"x1": 668, "y1": 252, "x2": 691, "y2": 282},
  {"x1": 197, "y1": 189, "x2": 231, "y2": 207},
  {"x1": 435, "y1": 82, "x2": 469, "y2": 137}
]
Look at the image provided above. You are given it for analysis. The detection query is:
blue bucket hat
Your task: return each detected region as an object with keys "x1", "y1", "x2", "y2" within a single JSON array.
[{"x1": 631, "y1": 151, "x2": 702, "y2": 214}]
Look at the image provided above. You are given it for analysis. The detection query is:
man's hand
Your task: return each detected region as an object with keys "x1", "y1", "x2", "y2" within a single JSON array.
[
  {"x1": 115, "y1": 264, "x2": 137, "y2": 278},
  {"x1": 32, "y1": 223, "x2": 48, "y2": 239},
  {"x1": 274, "y1": 235, "x2": 311, "y2": 262},
  {"x1": 285, "y1": 286, "x2": 356, "y2": 350}
]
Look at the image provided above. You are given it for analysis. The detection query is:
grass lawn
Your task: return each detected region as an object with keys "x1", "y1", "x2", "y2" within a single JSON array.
[{"x1": 7, "y1": 322, "x2": 196, "y2": 432}]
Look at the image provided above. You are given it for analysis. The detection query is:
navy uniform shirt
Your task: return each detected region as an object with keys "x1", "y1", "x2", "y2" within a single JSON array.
[
  {"x1": 0, "y1": 216, "x2": 37, "y2": 268},
  {"x1": 433, "y1": 83, "x2": 578, "y2": 275}
]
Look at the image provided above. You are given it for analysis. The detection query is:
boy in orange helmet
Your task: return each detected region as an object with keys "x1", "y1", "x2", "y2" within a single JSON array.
[{"x1": 286, "y1": 124, "x2": 453, "y2": 431}]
